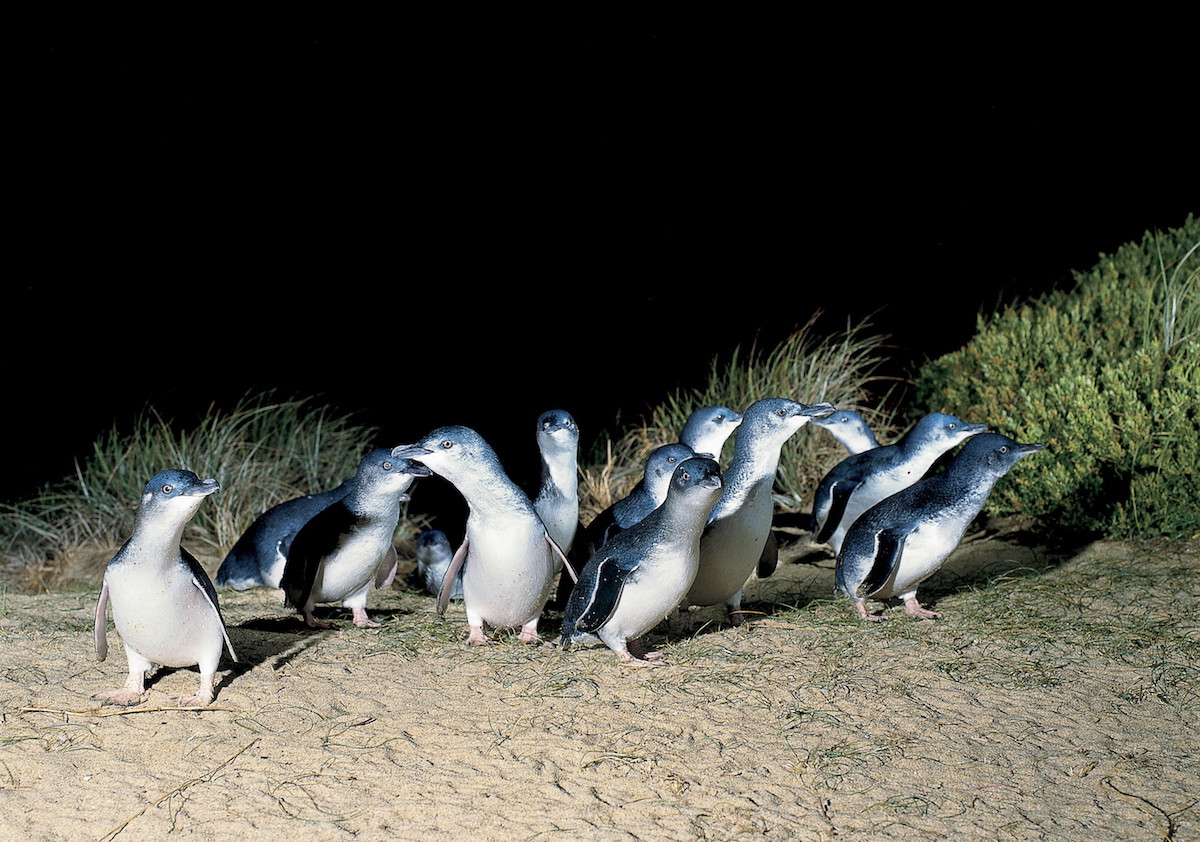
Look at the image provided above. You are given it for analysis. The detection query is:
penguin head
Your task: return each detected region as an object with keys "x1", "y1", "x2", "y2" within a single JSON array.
[
  {"x1": 741, "y1": 398, "x2": 837, "y2": 439},
  {"x1": 909, "y1": 412, "x2": 989, "y2": 449},
  {"x1": 536, "y1": 409, "x2": 580, "y2": 454},
  {"x1": 355, "y1": 447, "x2": 432, "y2": 500},
  {"x1": 670, "y1": 456, "x2": 723, "y2": 495},
  {"x1": 679, "y1": 405, "x2": 744, "y2": 455},
  {"x1": 391, "y1": 425, "x2": 502, "y2": 483},
  {"x1": 957, "y1": 433, "x2": 1046, "y2": 477},
  {"x1": 138, "y1": 469, "x2": 219, "y2": 520}
]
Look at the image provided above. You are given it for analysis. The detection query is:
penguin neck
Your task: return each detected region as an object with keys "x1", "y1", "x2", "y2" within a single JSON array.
[
  {"x1": 712, "y1": 436, "x2": 784, "y2": 517},
  {"x1": 341, "y1": 491, "x2": 402, "y2": 526},
  {"x1": 126, "y1": 513, "x2": 190, "y2": 565},
  {"x1": 897, "y1": 439, "x2": 954, "y2": 477},
  {"x1": 539, "y1": 451, "x2": 578, "y2": 499},
  {"x1": 462, "y1": 475, "x2": 536, "y2": 518}
]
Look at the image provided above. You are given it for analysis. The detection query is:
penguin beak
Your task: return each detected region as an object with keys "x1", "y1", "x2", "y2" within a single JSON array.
[
  {"x1": 396, "y1": 459, "x2": 433, "y2": 477},
  {"x1": 391, "y1": 444, "x2": 431, "y2": 460},
  {"x1": 800, "y1": 402, "x2": 837, "y2": 418},
  {"x1": 187, "y1": 479, "x2": 220, "y2": 497},
  {"x1": 963, "y1": 423, "x2": 990, "y2": 435},
  {"x1": 1015, "y1": 443, "x2": 1046, "y2": 457}
]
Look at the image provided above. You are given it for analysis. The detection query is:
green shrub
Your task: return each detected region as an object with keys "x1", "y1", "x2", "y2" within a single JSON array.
[{"x1": 914, "y1": 215, "x2": 1200, "y2": 538}]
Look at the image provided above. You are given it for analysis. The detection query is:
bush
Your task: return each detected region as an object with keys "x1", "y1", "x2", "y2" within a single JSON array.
[{"x1": 914, "y1": 215, "x2": 1200, "y2": 539}]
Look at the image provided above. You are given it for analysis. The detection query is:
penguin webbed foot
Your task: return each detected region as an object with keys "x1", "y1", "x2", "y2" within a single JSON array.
[
  {"x1": 302, "y1": 610, "x2": 337, "y2": 630},
  {"x1": 854, "y1": 600, "x2": 887, "y2": 622},
  {"x1": 350, "y1": 607, "x2": 381, "y2": 628},
  {"x1": 465, "y1": 625, "x2": 494, "y2": 646},
  {"x1": 615, "y1": 638, "x2": 665, "y2": 667},
  {"x1": 902, "y1": 597, "x2": 941, "y2": 620},
  {"x1": 92, "y1": 689, "x2": 143, "y2": 707}
]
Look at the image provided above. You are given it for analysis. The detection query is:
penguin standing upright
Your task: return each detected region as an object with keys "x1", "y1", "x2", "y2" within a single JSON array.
[
  {"x1": 279, "y1": 449, "x2": 430, "y2": 629},
  {"x1": 561, "y1": 456, "x2": 723, "y2": 665},
  {"x1": 392, "y1": 426, "x2": 573, "y2": 645},
  {"x1": 682, "y1": 398, "x2": 835, "y2": 627},
  {"x1": 94, "y1": 469, "x2": 236, "y2": 707}
]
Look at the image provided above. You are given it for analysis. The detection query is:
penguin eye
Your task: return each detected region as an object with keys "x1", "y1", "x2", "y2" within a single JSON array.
[
  {"x1": 680, "y1": 468, "x2": 691, "y2": 482},
  {"x1": 999, "y1": 446, "x2": 1009, "y2": 454},
  {"x1": 776, "y1": 409, "x2": 787, "y2": 418},
  {"x1": 382, "y1": 460, "x2": 394, "y2": 471},
  {"x1": 668, "y1": 456, "x2": 677, "y2": 464},
  {"x1": 161, "y1": 484, "x2": 174, "y2": 495},
  {"x1": 948, "y1": 423, "x2": 958, "y2": 430},
  {"x1": 440, "y1": 440, "x2": 454, "y2": 450}
]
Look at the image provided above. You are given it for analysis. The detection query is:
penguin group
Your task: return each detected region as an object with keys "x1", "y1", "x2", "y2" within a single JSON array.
[{"x1": 92, "y1": 399, "x2": 1044, "y2": 705}]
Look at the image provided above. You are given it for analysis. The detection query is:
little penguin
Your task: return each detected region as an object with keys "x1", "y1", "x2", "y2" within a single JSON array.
[
  {"x1": 835, "y1": 432, "x2": 1045, "y2": 621},
  {"x1": 93, "y1": 469, "x2": 237, "y2": 707},
  {"x1": 391, "y1": 426, "x2": 575, "y2": 645},
  {"x1": 414, "y1": 528, "x2": 462, "y2": 600},
  {"x1": 561, "y1": 456, "x2": 724, "y2": 666},
  {"x1": 682, "y1": 398, "x2": 836, "y2": 627},
  {"x1": 811, "y1": 412, "x2": 989, "y2": 555},
  {"x1": 532, "y1": 409, "x2": 581, "y2": 557},
  {"x1": 279, "y1": 448, "x2": 431, "y2": 629},
  {"x1": 214, "y1": 477, "x2": 352, "y2": 590},
  {"x1": 575, "y1": 442, "x2": 697, "y2": 560},
  {"x1": 810, "y1": 409, "x2": 882, "y2": 455},
  {"x1": 678, "y1": 405, "x2": 744, "y2": 459}
]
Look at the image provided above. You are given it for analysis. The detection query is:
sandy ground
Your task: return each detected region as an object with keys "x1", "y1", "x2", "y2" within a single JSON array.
[{"x1": 2, "y1": 528, "x2": 1198, "y2": 841}]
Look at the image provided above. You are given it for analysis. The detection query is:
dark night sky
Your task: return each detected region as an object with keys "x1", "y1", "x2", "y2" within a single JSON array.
[{"x1": 4, "y1": 11, "x2": 1197, "y2": 503}]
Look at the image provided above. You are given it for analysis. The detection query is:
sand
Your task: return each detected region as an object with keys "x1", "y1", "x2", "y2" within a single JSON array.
[{"x1": 2, "y1": 530, "x2": 1197, "y2": 841}]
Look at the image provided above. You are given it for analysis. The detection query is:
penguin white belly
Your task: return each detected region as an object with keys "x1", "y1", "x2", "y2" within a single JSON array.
[
  {"x1": 607, "y1": 552, "x2": 697, "y2": 641},
  {"x1": 871, "y1": 521, "x2": 964, "y2": 599},
  {"x1": 106, "y1": 566, "x2": 225, "y2": 668},
  {"x1": 833, "y1": 468, "x2": 918, "y2": 550},
  {"x1": 308, "y1": 531, "x2": 392, "y2": 605},
  {"x1": 687, "y1": 505, "x2": 771, "y2": 606},
  {"x1": 462, "y1": 517, "x2": 556, "y2": 627}
]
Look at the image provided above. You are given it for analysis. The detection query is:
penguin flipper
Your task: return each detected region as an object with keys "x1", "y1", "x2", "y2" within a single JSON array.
[
  {"x1": 547, "y1": 532, "x2": 577, "y2": 584},
  {"x1": 757, "y1": 531, "x2": 779, "y2": 578},
  {"x1": 862, "y1": 527, "x2": 910, "y2": 596},
  {"x1": 279, "y1": 503, "x2": 354, "y2": 612},
  {"x1": 190, "y1": 576, "x2": 239, "y2": 662},
  {"x1": 437, "y1": 537, "x2": 469, "y2": 617},
  {"x1": 574, "y1": 556, "x2": 636, "y2": 634},
  {"x1": 94, "y1": 582, "x2": 110, "y2": 662},
  {"x1": 815, "y1": 480, "x2": 857, "y2": 544},
  {"x1": 375, "y1": 545, "x2": 399, "y2": 589}
]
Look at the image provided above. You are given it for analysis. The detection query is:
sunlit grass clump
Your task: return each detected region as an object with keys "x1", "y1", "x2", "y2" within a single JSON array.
[{"x1": 0, "y1": 392, "x2": 385, "y2": 591}]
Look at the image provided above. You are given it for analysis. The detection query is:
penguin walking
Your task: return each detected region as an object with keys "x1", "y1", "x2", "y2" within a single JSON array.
[
  {"x1": 682, "y1": 398, "x2": 836, "y2": 627},
  {"x1": 414, "y1": 528, "x2": 462, "y2": 600},
  {"x1": 532, "y1": 409, "x2": 581, "y2": 557},
  {"x1": 94, "y1": 469, "x2": 237, "y2": 707},
  {"x1": 214, "y1": 477, "x2": 352, "y2": 590},
  {"x1": 392, "y1": 426, "x2": 574, "y2": 645},
  {"x1": 811, "y1": 412, "x2": 988, "y2": 555},
  {"x1": 836, "y1": 432, "x2": 1045, "y2": 620},
  {"x1": 810, "y1": 409, "x2": 882, "y2": 455},
  {"x1": 561, "y1": 456, "x2": 723, "y2": 666},
  {"x1": 279, "y1": 449, "x2": 430, "y2": 629}
]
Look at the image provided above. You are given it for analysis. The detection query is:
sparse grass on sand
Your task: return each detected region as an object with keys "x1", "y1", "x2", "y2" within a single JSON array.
[{"x1": 2, "y1": 529, "x2": 1197, "y2": 840}]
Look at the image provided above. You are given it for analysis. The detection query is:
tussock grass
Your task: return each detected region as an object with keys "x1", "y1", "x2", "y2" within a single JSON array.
[
  {"x1": 0, "y1": 392, "x2": 395, "y2": 591},
  {"x1": 579, "y1": 314, "x2": 897, "y2": 521}
]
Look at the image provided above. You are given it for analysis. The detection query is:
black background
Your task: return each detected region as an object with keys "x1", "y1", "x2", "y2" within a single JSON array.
[{"x1": 4, "y1": 10, "x2": 1196, "y2": 503}]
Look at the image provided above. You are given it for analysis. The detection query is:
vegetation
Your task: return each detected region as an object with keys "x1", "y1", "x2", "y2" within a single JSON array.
[
  {"x1": 0, "y1": 393, "x2": 385, "y2": 590},
  {"x1": 579, "y1": 314, "x2": 899, "y2": 523},
  {"x1": 914, "y1": 215, "x2": 1200, "y2": 539}
]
